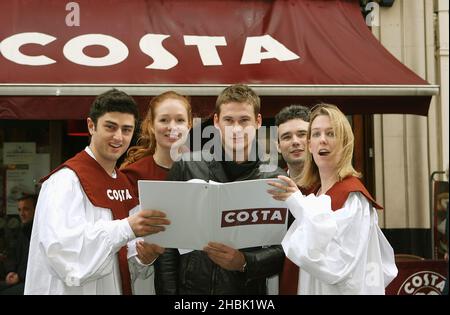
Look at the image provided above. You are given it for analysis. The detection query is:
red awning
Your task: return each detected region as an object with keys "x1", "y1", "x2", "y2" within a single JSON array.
[{"x1": 0, "y1": 0, "x2": 438, "y2": 119}]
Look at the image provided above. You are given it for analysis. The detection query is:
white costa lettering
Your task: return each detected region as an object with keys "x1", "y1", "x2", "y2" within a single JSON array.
[
  {"x1": 184, "y1": 35, "x2": 227, "y2": 66},
  {"x1": 399, "y1": 271, "x2": 446, "y2": 295},
  {"x1": 271, "y1": 210, "x2": 282, "y2": 221},
  {"x1": 0, "y1": 32, "x2": 56, "y2": 65},
  {"x1": 1, "y1": 32, "x2": 300, "y2": 68},
  {"x1": 139, "y1": 34, "x2": 178, "y2": 70},
  {"x1": 240, "y1": 34, "x2": 300, "y2": 64},
  {"x1": 106, "y1": 189, "x2": 133, "y2": 202},
  {"x1": 224, "y1": 212, "x2": 236, "y2": 223},
  {"x1": 224, "y1": 209, "x2": 283, "y2": 224},
  {"x1": 236, "y1": 211, "x2": 250, "y2": 222},
  {"x1": 251, "y1": 211, "x2": 258, "y2": 222},
  {"x1": 260, "y1": 210, "x2": 271, "y2": 220},
  {"x1": 63, "y1": 34, "x2": 129, "y2": 66}
]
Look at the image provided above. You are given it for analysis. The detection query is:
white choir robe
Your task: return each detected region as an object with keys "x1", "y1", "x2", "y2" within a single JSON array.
[
  {"x1": 282, "y1": 191, "x2": 398, "y2": 295},
  {"x1": 127, "y1": 209, "x2": 156, "y2": 295},
  {"x1": 24, "y1": 167, "x2": 148, "y2": 295}
]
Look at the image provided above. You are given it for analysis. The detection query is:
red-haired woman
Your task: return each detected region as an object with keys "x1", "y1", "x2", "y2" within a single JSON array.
[{"x1": 121, "y1": 91, "x2": 192, "y2": 294}]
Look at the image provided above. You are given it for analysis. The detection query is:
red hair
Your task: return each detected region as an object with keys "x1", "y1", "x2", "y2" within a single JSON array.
[{"x1": 121, "y1": 91, "x2": 192, "y2": 168}]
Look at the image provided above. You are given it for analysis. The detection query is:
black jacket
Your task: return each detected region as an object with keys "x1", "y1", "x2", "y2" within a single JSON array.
[
  {"x1": 154, "y1": 151, "x2": 286, "y2": 295},
  {"x1": 5, "y1": 222, "x2": 32, "y2": 282}
]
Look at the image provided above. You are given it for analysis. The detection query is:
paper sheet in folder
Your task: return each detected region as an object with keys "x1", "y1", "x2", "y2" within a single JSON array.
[{"x1": 138, "y1": 178, "x2": 288, "y2": 250}]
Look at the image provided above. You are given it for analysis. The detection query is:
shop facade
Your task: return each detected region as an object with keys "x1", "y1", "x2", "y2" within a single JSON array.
[{"x1": 0, "y1": 0, "x2": 448, "y2": 293}]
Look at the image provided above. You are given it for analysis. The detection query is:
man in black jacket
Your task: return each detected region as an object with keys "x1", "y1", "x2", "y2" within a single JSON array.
[
  {"x1": 155, "y1": 84, "x2": 286, "y2": 295},
  {"x1": 0, "y1": 194, "x2": 36, "y2": 295}
]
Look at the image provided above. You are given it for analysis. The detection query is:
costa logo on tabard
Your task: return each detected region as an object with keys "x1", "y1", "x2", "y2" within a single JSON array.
[
  {"x1": 221, "y1": 208, "x2": 287, "y2": 227},
  {"x1": 106, "y1": 189, "x2": 133, "y2": 202},
  {"x1": 397, "y1": 271, "x2": 446, "y2": 295}
]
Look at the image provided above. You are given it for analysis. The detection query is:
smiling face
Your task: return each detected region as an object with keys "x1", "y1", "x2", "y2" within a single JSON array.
[
  {"x1": 88, "y1": 112, "x2": 135, "y2": 171},
  {"x1": 214, "y1": 102, "x2": 262, "y2": 161},
  {"x1": 152, "y1": 98, "x2": 191, "y2": 152},
  {"x1": 277, "y1": 118, "x2": 309, "y2": 168},
  {"x1": 308, "y1": 114, "x2": 341, "y2": 172}
]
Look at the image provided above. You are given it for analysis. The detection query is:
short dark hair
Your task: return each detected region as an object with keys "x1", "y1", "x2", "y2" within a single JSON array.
[
  {"x1": 89, "y1": 89, "x2": 139, "y2": 125},
  {"x1": 215, "y1": 84, "x2": 260, "y2": 117},
  {"x1": 275, "y1": 105, "x2": 311, "y2": 127},
  {"x1": 18, "y1": 194, "x2": 38, "y2": 209}
]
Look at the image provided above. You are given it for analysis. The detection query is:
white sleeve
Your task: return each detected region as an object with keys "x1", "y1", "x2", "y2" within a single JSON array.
[
  {"x1": 127, "y1": 205, "x2": 140, "y2": 260},
  {"x1": 36, "y1": 168, "x2": 135, "y2": 286},
  {"x1": 282, "y1": 191, "x2": 372, "y2": 286},
  {"x1": 127, "y1": 205, "x2": 154, "y2": 281},
  {"x1": 129, "y1": 256, "x2": 155, "y2": 283}
]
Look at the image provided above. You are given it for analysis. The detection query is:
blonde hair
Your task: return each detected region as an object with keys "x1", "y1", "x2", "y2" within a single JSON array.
[
  {"x1": 121, "y1": 91, "x2": 192, "y2": 168},
  {"x1": 298, "y1": 103, "x2": 361, "y2": 188}
]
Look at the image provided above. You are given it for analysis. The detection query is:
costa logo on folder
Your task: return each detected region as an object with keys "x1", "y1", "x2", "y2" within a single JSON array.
[{"x1": 221, "y1": 208, "x2": 287, "y2": 227}]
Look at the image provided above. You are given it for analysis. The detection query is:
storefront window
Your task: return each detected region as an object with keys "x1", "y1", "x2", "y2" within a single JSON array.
[{"x1": 0, "y1": 120, "x2": 51, "y2": 275}]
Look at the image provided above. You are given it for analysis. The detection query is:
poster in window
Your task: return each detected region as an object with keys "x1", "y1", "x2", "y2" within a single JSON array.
[
  {"x1": 6, "y1": 167, "x2": 35, "y2": 215},
  {"x1": 3, "y1": 142, "x2": 36, "y2": 165}
]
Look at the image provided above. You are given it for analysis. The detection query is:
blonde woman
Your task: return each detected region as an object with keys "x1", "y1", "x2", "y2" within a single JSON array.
[{"x1": 268, "y1": 103, "x2": 397, "y2": 294}]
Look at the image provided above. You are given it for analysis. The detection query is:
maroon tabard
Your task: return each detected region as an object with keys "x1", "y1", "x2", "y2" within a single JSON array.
[
  {"x1": 279, "y1": 176, "x2": 382, "y2": 294},
  {"x1": 42, "y1": 150, "x2": 138, "y2": 295}
]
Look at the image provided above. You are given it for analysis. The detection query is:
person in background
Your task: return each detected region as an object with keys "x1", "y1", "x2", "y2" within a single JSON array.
[
  {"x1": 121, "y1": 91, "x2": 193, "y2": 294},
  {"x1": 268, "y1": 103, "x2": 398, "y2": 294},
  {"x1": 0, "y1": 194, "x2": 37, "y2": 295},
  {"x1": 155, "y1": 84, "x2": 286, "y2": 295},
  {"x1": 24, "y1": 89, "x2": 170, "y2": 295},
  {"x1": 275, "y1": 105, "x2": 311, "y2": 179},
  {"x1": 273, "y1": 105, "x2": 311, "y2": 294}
]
